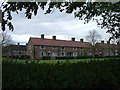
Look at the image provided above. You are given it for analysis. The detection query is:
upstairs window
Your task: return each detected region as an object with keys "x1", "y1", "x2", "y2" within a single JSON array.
[
  {"x1": 73, "y1": 47, "x2": 77, "y2": 50},
  {"x1": 52, "y1": 46, "x2": 57, "y2": 49},
  {"x1": 40, "y1": 45, "x2": 45, "y2": 49},
  {"x1": 80, "y1": 47, "x2": 84, "y2": 50},
  {"x1": 61, "y1": 47, "x2": 65, "y2": 50},
  {"x1": 89, "y1": 48, "x2": 92, "y2": 51},
  {"x1": 115, "y1": 49, "x2": 118, "y2": 52},
  {"x1": 29, "y1": 46, "x2": 31, "y2": 49}
]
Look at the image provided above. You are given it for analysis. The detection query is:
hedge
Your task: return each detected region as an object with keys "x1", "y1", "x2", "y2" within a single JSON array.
[{"x1": 2, "y1": 59, "x2": 120, "y2": 88}]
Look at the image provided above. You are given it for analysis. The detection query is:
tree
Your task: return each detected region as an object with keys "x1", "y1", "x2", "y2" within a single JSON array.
[
  {"x1": 1, "y1": 31, "x2": 13, "y2": 46},
  {"x1": 109, "y1": 37, "x2": 120, "y2": 56},
  {"x1": 109, "y1": 38, "x2": 117, "y2": 56},
  {"x1": 86, "y1": 30, "x2": 101, "y2": 56},
  {"x1": 117, "y1": 40, "x2": 120, "y2": 56},
  {"x1": 1, "y1": 1, "x2": 120, "y2": 39}
]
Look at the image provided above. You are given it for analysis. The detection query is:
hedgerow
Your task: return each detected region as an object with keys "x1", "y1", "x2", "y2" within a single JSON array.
[{"x1": 2, "y1": 58, "x2": 120, "y2": 88}]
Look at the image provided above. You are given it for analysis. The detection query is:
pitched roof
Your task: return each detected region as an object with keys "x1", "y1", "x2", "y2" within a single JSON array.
[
  {"x1": 29, "y1": 37, "x2": 92, "y2": 48},
  {"x1": 4, "y1": 45, "x2": 27, "y2": 50},
  {"x1": 95, "y1": 43, "x2": 118, "y2": 49},
  {"x1": 10, "y1": 45, "x2": 26, "y2": 50}
]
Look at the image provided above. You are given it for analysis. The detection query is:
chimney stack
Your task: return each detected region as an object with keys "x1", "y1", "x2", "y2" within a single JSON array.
[
  {"x1": 80, "y1": 39, "x2": 83, "y2": 42},
  {"x1": 107, "y1": 41, "x2": 110, "y2": 44},
  {"x1": 101, "y1": 40, "x2": 104, "y2": 44},
  {"x1": 18, "y1": 42, "x2": 20, "y2": 46},
  {"x1": 71, "y1": 37, "x2": 75, "y2": 41},
  {"x1": 52, "y1": 36, "x2": 56, "y2": 40},
  {"x1": 41, "y1": 34, "x2": 44, "y2": 39},
  {"x1": 117, "y1": 41, "x2": 120, "y2": 45}
]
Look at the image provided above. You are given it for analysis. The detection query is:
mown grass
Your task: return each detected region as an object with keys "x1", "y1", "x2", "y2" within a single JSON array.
[
  {"x1": 2, "y1": 58, "x2": 120, "y2": 88},
  {"x1": 8, "y1": 58, "x2": 111, "y2": 64}
]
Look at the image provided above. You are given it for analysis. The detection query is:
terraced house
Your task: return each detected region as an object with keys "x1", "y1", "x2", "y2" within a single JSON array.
[
  {"x1": 95, "y1": 41, "x2": 120, "y2": 57},
  {"x1": 27, "y1": 34, "x2": 92, "y2": 59},
  {"x1": 2, "y1": 43, "x2": 27, "y2": 58}
]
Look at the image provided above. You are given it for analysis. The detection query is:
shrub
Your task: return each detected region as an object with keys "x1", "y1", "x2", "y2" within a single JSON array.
[
  {"x1": 56, "y1": 56, "x2": 75, "y2": 60},
  {"x1": 77, "y1": 56, "x2": 92, "y2": 59},
  {"x1": 2, "y1": 59, "x2": 120, "y2": 88},
  {"x1": 42, "y1": 56, "x2": 51, "y2": 60},
  {"x1": 19, "y1": 55, "x2": 30, "y2": 60}
]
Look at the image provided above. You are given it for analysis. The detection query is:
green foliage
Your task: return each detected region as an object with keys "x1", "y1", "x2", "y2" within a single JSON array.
[
  {"x1": 9, "y1": 55, "x2": 30, "y2": 59},
  {"x1": 56, "y1": 56, "x2": 75, "y2": 59},
  {"x1": 42, "y1": 56, "x2": 51, "y2": 60},
  {"x1": 1, "y1": 2, "x2": 120, "y2": 39},
  {"x1": 19, "y1": 55, "x2": 31, "y2": 60},
  {"x1": 77, "y1": 56, "x2": 92, "y2": 59},
  {"x1": 2, "y1": 59, "x2": 120, "y2": 88}
]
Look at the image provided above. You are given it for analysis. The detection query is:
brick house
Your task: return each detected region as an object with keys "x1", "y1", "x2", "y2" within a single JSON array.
[
  {"x1": 2, "y1": 43, "x2": 27, "y2": 58},
  {"x1": 95, "y1": 41, "x2": 119, "y2": 56},
  {"x1": 27, "y1": 34, "x2": 93, "y2": 59}
]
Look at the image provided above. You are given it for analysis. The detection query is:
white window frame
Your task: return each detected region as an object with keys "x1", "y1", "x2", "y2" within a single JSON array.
[
  {"x1": 29, "y1": 46, "x2": 31, "y2": 49},
  {"x1": 39, "y1": 52, "x2": 46, "y2": 56},
  {"x1": 52, "y1": 52, "x2": 57, "y2": 56},
  {"x1": 60, "y1": 52, "x2": 65, "y2": 57},
  {"x1": 73, "y1": 47, "x2": 77, "y2": 50},
  {"x1": 80, "y1": 47, "x2": 84, "y2": 50},
  {"x1": 40, "y1": 45, "x2": 46, "y2": 49},
  {"x1": 52, "y1": 46, "x2": 57, "y2": 49},
  {"x1": 35, "y1": 46, "x2": 37, "y2": 48},
  {"x1": 73, "y1": 52, "x2": 77, "y2": 56},
  {"x1": 80, "y1": 53, "x2": 84, "y2": 56},
  {"x1": 88, "y1": 53, "x2": 92, "y2": 56},
  {"x1": 61, "y1": 47, "x2": 65, "y2": 50}
]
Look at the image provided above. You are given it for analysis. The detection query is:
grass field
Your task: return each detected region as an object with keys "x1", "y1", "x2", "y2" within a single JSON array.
[
  {"x1": 2, "y1": 58, "x2": 120, "y2": 88},
  {"x1": 8, "y1": 58, "x2": 113, "y2": 64}
]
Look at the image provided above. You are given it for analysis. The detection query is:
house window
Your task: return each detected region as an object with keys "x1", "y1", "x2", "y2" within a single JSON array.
[
  {"x1": 39, "y1": 52, "x2": 46, "y2": 56},
  {"x1": 105, "y1": 52, "x2": 109, "y2": 56},
  {"x1": 35, "y1": 46, "x2": 37, "y2": 48},
  {"x1": 60, "y1": 52, "x2": 65, "y2": 57},
  {"x1": 89, "y1": 48, "x2": 92, "y2": 51},
  {"x1": 73, "y1": 47, "x2": 77, "y2": 50},
  {"x1": 110, "y1": 52, "x2": 114, "y2": 56},
  {"x1": 52, "y1": 52, "x2": 57, "y2": 56},
  {"x1": 40, "y1": 46, "x2": 45, "y2": 49},
  {"x1": 73, "y1": 52, "x2": 77, "y2": 56},
  {"x1": 88, "y1": 53, "x2": 92, "y2": 56},
  {"x1": 48, "y1": 51, "x2": 51, "y2": 56},
  {"x1": 96, "y1": 48, "x2": 98, "y2": 50},
  {"x1": 52, "y1": 46, "x2": 57, "y2": 49},
  {"x1": 80, "y1": 47, "x2": 84, "y2": 50},
  {"x1": 13, "y1": 50, "x2": 16, "y2": 52},
  {"x1": 115, "y1": 49, "x2": 118, "y2": 52},
  {"x1": 67, "y1": 52, "x2": 73, "y2": 56},
  {"x1": 80, "y1": 53, "x2": 84, "y2": 56},
  {"x1": 115, "y1": 53, "x2": 118, "y2": 56},
  {"x1": 29, "y1": 46, "x2": 31, "y2": 49},
  {"x1": 61, "y1": 47, "x2": 65, "y2": 50}
]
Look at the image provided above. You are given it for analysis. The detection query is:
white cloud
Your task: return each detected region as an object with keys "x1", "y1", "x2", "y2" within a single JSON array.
[{"x1": 9, "y1": 7, "x2": 110, "y2": 45}]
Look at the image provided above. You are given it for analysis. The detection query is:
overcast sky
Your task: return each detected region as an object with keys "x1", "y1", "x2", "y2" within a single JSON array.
[{"x1": 1, "y1": 1, "x2": 111, "y2": 45}]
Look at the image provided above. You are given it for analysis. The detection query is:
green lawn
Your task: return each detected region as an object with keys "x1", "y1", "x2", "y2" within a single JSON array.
[{"x1": 10, "y1": 58, "x2": 110, "y2": 64}]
